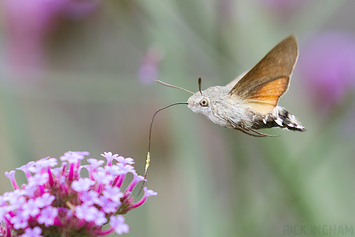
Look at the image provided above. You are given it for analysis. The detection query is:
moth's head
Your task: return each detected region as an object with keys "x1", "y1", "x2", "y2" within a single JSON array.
[
  {"x1": 187, "y1": 92, "x2": 211, "y2": 115},
  {"x1": 187, "y1": 78, "x2": 211, "y2": 115}
]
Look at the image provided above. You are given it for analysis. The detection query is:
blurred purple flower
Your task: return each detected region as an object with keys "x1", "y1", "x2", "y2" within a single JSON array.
[
  {"x1": 138, "y1": 46, "x2": 165, "y2": 84},
  {"x1": 257, "y1": 0, "x2": 307, "y2": 18},
  {"x1": 109, "y1": 216, "x2": 129, "y2": 235},
  {"x1": 21, "y1": 226, "x2": 42, "y2": 237},
  {"x1": 260, "y1": 0, "x2": 305, "y2": 9},
  {"x1": 0, "y1": 151, "x2": 156, "y2": 237},
  {"x1": 298, "y1": 32, "x2": 355, "y2": 110},
  {"x1": 1, "y1": 0, "x2": 97, "y2": 80}
]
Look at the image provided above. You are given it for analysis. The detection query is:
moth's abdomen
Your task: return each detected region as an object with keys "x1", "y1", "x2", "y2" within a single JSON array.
[{"x1": 252, "y1": 106, "x2": 306, "y2": 132}]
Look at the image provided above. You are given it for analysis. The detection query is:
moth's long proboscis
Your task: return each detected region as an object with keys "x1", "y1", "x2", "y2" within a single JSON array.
[{"x1": 138, "y1": 102, "x2": 188, "y2": 196}]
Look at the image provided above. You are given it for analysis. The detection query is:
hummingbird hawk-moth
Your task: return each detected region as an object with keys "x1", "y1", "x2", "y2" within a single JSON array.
[
  {"x1": 186, "y1": 35, "x2": 305, "y2": 136},
  {"x1": 141, "y1": 35, "x2": 305, "y2": 188}
]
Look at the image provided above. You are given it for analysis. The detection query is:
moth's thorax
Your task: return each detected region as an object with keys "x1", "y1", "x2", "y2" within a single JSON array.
[{"x1": 187, "y1": 86, "x2": 252, "y2": 127}]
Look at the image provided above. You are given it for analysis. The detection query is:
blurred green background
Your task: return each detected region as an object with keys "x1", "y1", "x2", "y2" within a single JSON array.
[{"x1": 1, "y1": 0, "x2": 355, "y2": 236}]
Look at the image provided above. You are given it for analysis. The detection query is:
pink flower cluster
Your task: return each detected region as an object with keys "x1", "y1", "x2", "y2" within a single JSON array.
[{"x1": 0, "y1": 151, "x2": 156, "y2": 237}]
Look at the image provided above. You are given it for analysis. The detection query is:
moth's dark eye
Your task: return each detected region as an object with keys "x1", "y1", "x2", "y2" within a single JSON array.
[{"x1": 199, "y1": 98, "x2": 209, "y2": 107}]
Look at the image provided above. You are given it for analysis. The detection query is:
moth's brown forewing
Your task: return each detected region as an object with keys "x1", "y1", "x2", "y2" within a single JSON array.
[{"x1": 228, "y1": 35, "x2": 298, "y2": 115}]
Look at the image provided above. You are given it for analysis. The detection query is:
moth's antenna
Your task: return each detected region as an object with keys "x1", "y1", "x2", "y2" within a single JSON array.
[
  {"x1": 198, "y1": 77, "x2": 202, "y2": 95},
  {"x1": 138, "y1": 102, "x2": 188, "y2": 196},
  {"x1": 156, "y1": 80, "x2": 194, "y2": 94}
]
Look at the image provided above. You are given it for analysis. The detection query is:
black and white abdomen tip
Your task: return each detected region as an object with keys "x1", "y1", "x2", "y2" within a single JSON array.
[
  {"x1": 271, "y1": 106, "x2": 305, "y2": 131},
  {"x1": 251, "y1": 106, "x2": 306, "y2": 132}
]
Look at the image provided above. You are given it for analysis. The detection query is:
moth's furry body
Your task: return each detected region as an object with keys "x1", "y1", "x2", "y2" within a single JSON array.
[
  {"x1": 187, "y1": 86, "x2": 305, "y2": 134},
  {"x1": 188, "y1": 86, "x2": 247, "y2": 127}
]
